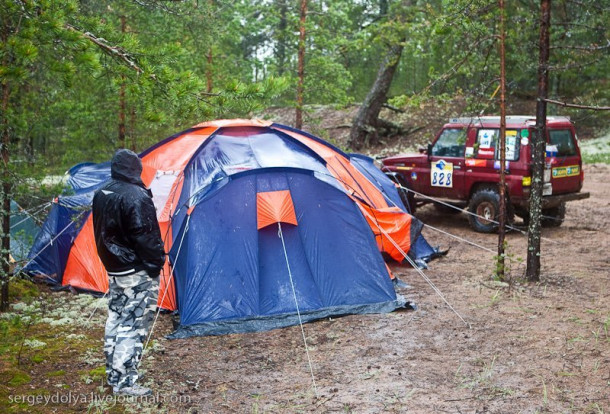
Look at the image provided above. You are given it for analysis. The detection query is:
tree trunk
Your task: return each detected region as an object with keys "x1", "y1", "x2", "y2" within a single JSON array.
[
  {"x1": 118, "y1": 16, "x2": 127, "y2": 149},
  {"x1": 349, "y1": 41, "x2": 404, "y2": 150},
  {"x1": 1, "y1": 72, "x2": 11, "y2": 311},
  {"x1": 497, "y1": 0, "x2": 507, "y2": 280},
  {"x1": 277, "y1": 0, "x2": 288, "y2": 76},
  {"x1": 379, "y1": 0, "x2": 388, "y2": 16},
  {"x1": 130, "y1": 105, "x2": 136, "y2": 151},
  {"x1": 526, "y1": 0, "x2": 551, "y2": 282},
  {"x1": 206, "y1": 46, "x2": 214, "y2": 93},
  {"x1": 295, "y1": 0, "x2": 307, "y2": 129}
]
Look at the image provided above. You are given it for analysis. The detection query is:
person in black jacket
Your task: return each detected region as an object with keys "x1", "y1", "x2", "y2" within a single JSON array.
[{"x1": 92, "y1": 149, "x2": 165, "y2": 397}]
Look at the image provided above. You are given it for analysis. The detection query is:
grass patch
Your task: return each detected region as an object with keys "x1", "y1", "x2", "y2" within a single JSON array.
[
  {"x1": 8, "y1": 279, "x2": 40, "y2": 303},
  {"x1": 88, "y1": 365, "x2": 106, "y2": 381},
  {"x1": 31, "y1": 354, "x2": 44, "y2": 364},
  {"x1": 3, "y1": 369, "x2": 32, "y2": 386}
]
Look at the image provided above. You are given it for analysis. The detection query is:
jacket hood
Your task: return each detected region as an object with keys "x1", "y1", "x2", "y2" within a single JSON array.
[{"x1": 111, "y1": 149, "x2": 144, "y2": 186}]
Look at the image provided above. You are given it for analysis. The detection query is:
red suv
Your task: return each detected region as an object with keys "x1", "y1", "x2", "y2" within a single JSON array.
[{"x1": 382, "y1": 116, "x2": 590, "y2": 232}]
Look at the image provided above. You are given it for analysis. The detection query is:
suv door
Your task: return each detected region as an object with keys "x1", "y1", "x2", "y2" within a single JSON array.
[
  {"x1": 547, "y1": 128, "x2": 582, "y2": 194},
  {"x1": 426, "y1": 128, "x2": 466, "y2": 199}
]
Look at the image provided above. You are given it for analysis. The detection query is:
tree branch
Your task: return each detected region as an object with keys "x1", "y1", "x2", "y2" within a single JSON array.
[
  {"x1": 543, "y1": 98, "x2": 610, "y2": 111},
  {"x1": 550, "y1": 39, "x2": 610, "y2": 51},
  {"x1": 64, "y1": 24, "x2": 147, "y2": 76},
  {"x1": 382, "y1": 103, "x2": 405, "y2": 113}
]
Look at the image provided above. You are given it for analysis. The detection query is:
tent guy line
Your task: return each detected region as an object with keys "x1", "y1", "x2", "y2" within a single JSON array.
[
  {"x1": 9, "y1": 209, "x2": 88, "y2": 284},
  {"x1": 396, "y1": 185, "x2": 561, "y2": 244},
  {"x1": 278, "y1": 222, "x2": 319, "y2": 398},
  {"x1": 398, "y1": 184, "x2": 561, "y2": 244},
  {"x1": 361, "y1": 208, "x2": 471, "y2": 329},
  {"x1": 86, "y1": 291, "x2": 108, "y2": 324},
  {"x1": 423, "y1": 223, "x2": 496, "y2": 254},
  {"x1": 10, "y1": 202, "x2": 51, "y2": 229},
  {"x1": 144, "y1": 214, "x2": 191, "y2": 354},
  {"x1": 315, "y1": 168, "x2": 513, "y2": 258},
  {"x1": 376, "y1": 180, "x2": 525, "y2": 266}
]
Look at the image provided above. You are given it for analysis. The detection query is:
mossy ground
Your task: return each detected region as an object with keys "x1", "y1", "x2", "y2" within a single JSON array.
[{"x1": 0, "y1": 279, "x2": 151, "y2": 413}]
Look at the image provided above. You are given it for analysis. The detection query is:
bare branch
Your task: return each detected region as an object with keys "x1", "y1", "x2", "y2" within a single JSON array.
[
  {"x1": 543, "y1": 98, "x2": 610, "y2": 111},
  {"x1": 550, "y1": 39, "x2": 610, "y2": 51},
  {"x1": 382, "y1": 103, "x2": 405, "y2": 113},
  {"x1": 64, "y1": 24, "x2": 146, "y2": 75},
  {"x1": 549, "y1": 55, "x2": 605, "y2": 71}
]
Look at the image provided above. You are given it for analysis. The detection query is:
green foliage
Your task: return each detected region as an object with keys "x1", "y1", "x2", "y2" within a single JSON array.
[{"x1": 0, "y1": 0, "x2": 606, "y2": 180}]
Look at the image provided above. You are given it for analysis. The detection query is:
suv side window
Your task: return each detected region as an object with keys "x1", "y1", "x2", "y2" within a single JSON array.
[
  {"x1": 475, "y1": 129, "x2": 520, "y2": 161},
  {"x1": 549, "y1": 129, "x2": 576, "y2": 156},
  {"x1": 432, "y1": 129, "x2": 466, "y2": 157}
]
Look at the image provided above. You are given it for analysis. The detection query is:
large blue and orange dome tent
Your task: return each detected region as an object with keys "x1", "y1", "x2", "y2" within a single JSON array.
[{"x1": 24, "y1": 119, "x2": 440, "y2": 336}]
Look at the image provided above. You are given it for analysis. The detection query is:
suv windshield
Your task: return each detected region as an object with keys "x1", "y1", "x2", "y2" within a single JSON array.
[
  {"x1": 432, "y1": 129, "x2": 466, "y2": 157},
  {"x1": 549, "y1": 129, "x2": 577, "y2": 156}
]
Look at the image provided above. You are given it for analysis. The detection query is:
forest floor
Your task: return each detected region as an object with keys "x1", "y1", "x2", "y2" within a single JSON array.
[{"x1": 1, "y1": 163, "x2": 608, "y2": 413}]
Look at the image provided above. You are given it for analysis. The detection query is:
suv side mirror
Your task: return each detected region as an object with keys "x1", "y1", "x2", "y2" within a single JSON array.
[{"x1": 427, "y1": 143, "x2": 433, "y2": 160}]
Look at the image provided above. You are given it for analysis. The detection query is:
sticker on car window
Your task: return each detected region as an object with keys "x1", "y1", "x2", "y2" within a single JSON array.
[
  {"x1": 478, "y1": 130, "x2": 495, "y2": 148},
  {"x1": 431, "y1": 160, "x2": 453, "y2": 188},
  {"x1": 505, "y1": 131, "x2": 517, "y2": 160}
]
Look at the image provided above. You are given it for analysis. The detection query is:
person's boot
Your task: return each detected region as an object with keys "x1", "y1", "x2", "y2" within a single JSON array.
[{"x1": 113, "y1": 384, "x2": 152, "y2": 396}]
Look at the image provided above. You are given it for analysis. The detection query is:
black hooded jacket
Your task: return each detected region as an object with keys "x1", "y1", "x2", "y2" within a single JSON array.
[{"x1": 92, "y1": 149, "x2": 165, "y2": 278}]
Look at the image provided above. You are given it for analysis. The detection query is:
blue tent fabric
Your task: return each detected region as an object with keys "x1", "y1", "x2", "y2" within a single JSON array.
[
  {"x1": 168, "y1": 168, "x2": 407, "y2": 338},
  {"x1": 24, "y1": 162, "x2": 110, "y2": 282},
  {"x1": 24, "y1": 200, "x2": 89, "y2": 283},
  {"x1": 408, "y1": 233, "x2": 448, "y2": 264},
  {"x1": 171, "y1": 126, "x2": 342, "y2": 245},
  {"x1": 66, "y1": 162, "x2": 111, "y2": 193}
]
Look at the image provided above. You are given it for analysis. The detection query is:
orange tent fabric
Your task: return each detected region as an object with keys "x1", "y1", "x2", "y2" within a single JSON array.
[
  {"x1": 359, "y1": 205, "x2": 412, "y2": 262},
  {"x1": 257, "y1": 190, "x2": 298, "y2": 230},
  {"x1": 62, "y1": 216, "x2": 108, "y2": 293}
]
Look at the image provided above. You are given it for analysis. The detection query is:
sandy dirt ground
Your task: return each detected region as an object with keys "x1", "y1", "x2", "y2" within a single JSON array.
[{"x1": 137, "y1": 163, "x2": 609, "y2": 413}]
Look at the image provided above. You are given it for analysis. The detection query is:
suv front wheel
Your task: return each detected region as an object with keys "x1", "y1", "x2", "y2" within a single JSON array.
[{"x1": 468, "y1": 188, "x2": 514, "y2": 233}]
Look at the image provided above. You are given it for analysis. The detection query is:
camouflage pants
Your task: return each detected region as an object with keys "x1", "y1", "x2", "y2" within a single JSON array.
[{"x1": 104, "y1": 270, "x2": 159, "y2": 389}]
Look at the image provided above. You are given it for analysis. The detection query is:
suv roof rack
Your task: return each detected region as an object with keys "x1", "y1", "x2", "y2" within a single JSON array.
[{"x1": 448, "y1": 115, "x2": 571, "y2": 125}]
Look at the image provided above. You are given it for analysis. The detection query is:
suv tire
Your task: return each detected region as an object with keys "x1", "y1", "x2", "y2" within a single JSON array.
[
  {"x1": 541, "y1": 201, "x2": 566, "y2": 227},
  {"x1": 468, "y1": 188, "x2": 514, "y2": 233}
]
